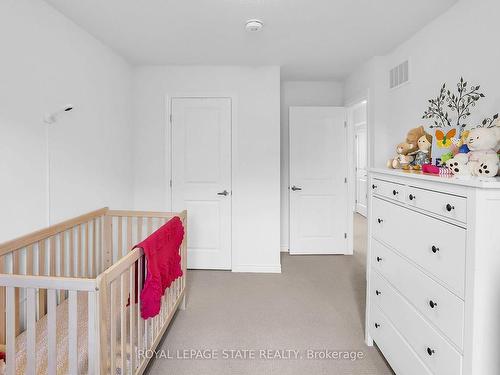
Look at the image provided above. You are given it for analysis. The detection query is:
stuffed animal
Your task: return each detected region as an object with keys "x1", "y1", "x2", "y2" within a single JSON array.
[
  {"x1": 446, "y1": 121, "x2": 500, "y2": 176},
  {"x1": 387, "y1": 142, "x2": 415, "y2": 169},
  {"x1": 410, "y1": 133, "x2": 433, "y2": 170},
  {"x1": 387, "y1": 126, "x2": 425, "y2": 169},
  {"x1": 468, "y1": 125, "x2": 500, "y2": 176},
  {"x1": 445, "y1": 153, "x2": 472, "y2": 176}
]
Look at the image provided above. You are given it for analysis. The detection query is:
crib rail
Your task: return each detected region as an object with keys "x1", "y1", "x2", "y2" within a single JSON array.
[
  {"x1": 0, "y1": 208, "x2": 108, "y2": 345},
  {"x1": 100, "y1": 210, "x2": 187, "y2": 374}
]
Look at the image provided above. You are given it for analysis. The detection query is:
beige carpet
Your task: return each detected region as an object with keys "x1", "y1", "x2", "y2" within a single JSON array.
[{"x1": 147, "y1": 214, "x2": 393, "y2": 374}]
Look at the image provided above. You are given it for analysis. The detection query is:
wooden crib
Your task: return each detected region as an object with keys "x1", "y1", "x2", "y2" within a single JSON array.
[{"x1": 0, "y1": 207, "x2": 187, "y2": 374}]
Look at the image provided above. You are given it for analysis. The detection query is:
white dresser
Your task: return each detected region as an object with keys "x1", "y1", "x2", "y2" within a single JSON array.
[{"x1": 366, "y1": 168, "x2": 500, "y2": 375}]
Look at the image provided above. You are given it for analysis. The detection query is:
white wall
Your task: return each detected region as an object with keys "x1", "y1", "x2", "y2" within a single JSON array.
[
  {"x1": 0, "y1": 0, "x2": 133, "y2": 242},
  {"x1": 344, "y1": 0, "x2": 500, "y2": 168},
  {"x1": 280, "y1": 81, "x2": 344, "y2": 249},
  {"x1": 132, "y1": 66, "x2": 281, "y2": 272}
]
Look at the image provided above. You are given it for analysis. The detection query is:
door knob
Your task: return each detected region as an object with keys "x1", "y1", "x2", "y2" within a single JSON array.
[
  {"x1": 291, "y1": 186, "x2": 302, "y2": 191},
  {"x1": 217, "y1": 190, "x2": 229, "y2": 196}
]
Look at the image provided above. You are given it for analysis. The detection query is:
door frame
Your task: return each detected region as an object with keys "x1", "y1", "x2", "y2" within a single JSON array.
[
  {"x1": 288, "y1": 106, "x2": 353, "y2": 255},
  {"x1": 166, "y1": 93, "x2": 237, "y2": 270},
  {"x1": 354, "y1": 120, "x2": 368, "y2": 217},
  {"x1": 346, "y1": 94, "x2": 370, "y2": 200}
]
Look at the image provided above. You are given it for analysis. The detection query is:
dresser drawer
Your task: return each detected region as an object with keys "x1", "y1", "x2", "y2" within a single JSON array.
[
  {"x1": 370, "y1": 272, "x2": 462, "y2": 375},
  {"x1": 406, "y1": 186, "x2": 467, "y2": 223},
  {"x1": 371, "y1": 239, "x2": 464, "y2": 349},
  {"x1": 370, "y1": 305, "x2": 432, "y2": 375},
  {"x1": 372, "y1": 197, "x2": 466, "y2": 297},
  {"x1": 371, "y1": 178, "x2": 406, "y2": 203}
]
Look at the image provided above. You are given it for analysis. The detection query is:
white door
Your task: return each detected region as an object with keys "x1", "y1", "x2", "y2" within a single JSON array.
[
  {"x1": 171, "y1": 97, "x2": 232, "y2": 269},
  {"x1": 355, "y1": 125, "x2": 368, "y2": 216},
  {"x1": 289, "y1": 106, "x2": 349, "y2": 255}
]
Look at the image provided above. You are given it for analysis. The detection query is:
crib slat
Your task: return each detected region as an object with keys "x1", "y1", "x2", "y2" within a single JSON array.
[
  {"x1": 88, "y1": 291, "x2": 97, "y2": 375},
  {"x1": 110, "y1": 281, "x2": 117, "y2": 374},
  {"x1": 84, "y1": 222, "x2": 89, "y2": 277},
  {"x1": 38, "y1": 241, "x2": 47, "y2": 318},
  {"x1": 49, "y1": 236, "x2": 56, "y2": 276},
  {"x1": 6, "y1": 287, "x2": 15, "y2": 375},
  {"x1": 59, "y1": 233, "x2": 66, "y2": 301},
  {"x1": 26, "y1": 245, "x2": 34, "y2": 276},
  {"x1": 96, "y1": 217, "x2": 101, "y2": 275},
  {"x1": 0, "y1": 257, "x2": 5, "y2": 345},
  {"x1": 68, "y1": 290, "x2": 78, "y2": 375},
  {"x1": 77, "y1": 225, "x2": 82, "y2": 277},
  {"x1": 60, "y1": 231, "x2": 66, "y2": 276},
  {"x1": 26, "y1": 288, "x2": 36, "y2": 375},
  {"x1": 137, "y1": 256, "x2": 143, "y2": 363},
  {"x1": 147, "y1": 217, "x2": 153, "y2": 236},
  {"x1": 103, "y1": 215, "x2": 112, "y2": 270},
  {"x1": 47, "y1": 289, "x2": 57, "y2": 375},
  {"x1": 120, "y1": 272, "x2": 126, "y2": 372},
  {"x1": 129, "y1": 263, "x2": 136, "y2": 372},
  {"x1": 127, "y1": 217, "x2": 132, "y2": 254},
  {"x1": 69, "y1": 227, "x2": 75, "y2": 277},
  {"x1": 92, "y1": 219, "x2": 97, "y2": 277},
  {"x1": 118, "y1": 216, "x2": 123, "y2": 259},
  {"x1": 137, "y1": 217, "x2": 143, "y2": 242},
  {"x1": 12, "y1": 251, "x2": 20, "y2": 335}
]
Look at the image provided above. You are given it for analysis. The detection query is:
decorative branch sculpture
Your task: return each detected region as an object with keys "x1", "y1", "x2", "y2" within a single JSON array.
[
  {"x1": 422, "y1": 83, "x2": 451, "y2": 129},
  {"x1": 423, "y1": 77, "x2": 494, "y2": 134}
]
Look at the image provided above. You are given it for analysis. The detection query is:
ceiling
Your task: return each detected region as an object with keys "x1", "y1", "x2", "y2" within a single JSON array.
[{"x1": 45, "y1": 0, "x2": 457, "y2": 80}]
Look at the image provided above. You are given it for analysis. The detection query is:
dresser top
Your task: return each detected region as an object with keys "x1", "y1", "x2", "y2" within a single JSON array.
[{"x1": 370, "y1": 168, "x2": 500, "y2": 189}]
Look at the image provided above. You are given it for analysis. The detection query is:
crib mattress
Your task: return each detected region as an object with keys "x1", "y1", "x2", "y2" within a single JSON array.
[{"x1": 15, "y1": 292, "x2": 89, "y2": 375}]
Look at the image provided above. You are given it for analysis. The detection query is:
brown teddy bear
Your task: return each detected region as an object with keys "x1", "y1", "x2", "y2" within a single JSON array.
[{"x1": 387, "y1": 126, "x2": 426, "y2": 169}]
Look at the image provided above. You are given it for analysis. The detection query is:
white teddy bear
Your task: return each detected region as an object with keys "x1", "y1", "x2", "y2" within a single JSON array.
[{"x1": 446, "y1": 120, "x2": 500, "y2": 177}]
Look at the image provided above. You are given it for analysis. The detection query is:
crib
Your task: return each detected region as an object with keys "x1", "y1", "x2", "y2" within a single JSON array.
[{"x1": 0, "y1": 207, "x2": 187, "y2": 374}]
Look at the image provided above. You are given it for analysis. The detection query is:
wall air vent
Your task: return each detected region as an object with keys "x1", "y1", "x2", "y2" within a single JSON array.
[{"x1": 389, "y1": 60, "x2": 409, "y2": 89}]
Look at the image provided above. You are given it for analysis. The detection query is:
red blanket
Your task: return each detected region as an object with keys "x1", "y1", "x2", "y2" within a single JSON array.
[{"x1": 134, "y1": 216, "x2": 184, "y2": 319}]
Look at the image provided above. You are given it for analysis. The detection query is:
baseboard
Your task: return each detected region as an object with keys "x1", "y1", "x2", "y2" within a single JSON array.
[
  {"x1": 232, "y1": 264, "x2": 282, "y2": 273},
  {"x1": 280, "y1": 246, "x2": 289, "y2": 253}
]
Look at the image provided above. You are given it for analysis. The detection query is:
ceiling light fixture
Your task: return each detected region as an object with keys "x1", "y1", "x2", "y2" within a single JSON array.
[{"x1": 245, "y1": 19, "x2": 263, "y2": 32}]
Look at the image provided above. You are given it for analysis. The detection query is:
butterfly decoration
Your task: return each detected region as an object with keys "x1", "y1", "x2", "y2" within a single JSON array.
[{"x1": 435, "y1": 128, "x2": 457, "y2": 148}]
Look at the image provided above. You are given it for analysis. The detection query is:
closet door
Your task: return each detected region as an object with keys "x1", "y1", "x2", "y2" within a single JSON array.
[
  {"x1": 171, "y1": 97, "x2": 232, "y2": 270},
  {"x1": 289, "y1": 106, "x2": 348, "y2": 255}
]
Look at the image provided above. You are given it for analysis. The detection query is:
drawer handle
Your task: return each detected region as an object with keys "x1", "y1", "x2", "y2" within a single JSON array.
[
  {"x1": 377, "y1": 218, "x2": 384, "y2": 224},
  {"x1": 375, "y1": 290, "x2": 381, "y2": 296},
  {"x1": 409, "y1": 194, "x2": 415, "y2": 201},
  {"x1": 431, "y1": 245, "x2": 440, "y2": 253},
  {"x1": 426, "y1": 347, "x2": 435, "y2": 356},
  {"x1": 429, "y1": 300, "x2": 438, "y2": 309},
  {"x1": 376, "y1": 256, "x2": 383, "y2": 262},
  {"x1": 374, "y1": 323, "x2": 380, "y2": 328},
  {"x1": 446, "y1": 203, "x2": 455, "y2": 212},
  {"x1": 372, "y1": 184, "x2": 377, "y2": 190},
  {"x1": 392, "y1": 190, "x2": 399, "y2": 196}
]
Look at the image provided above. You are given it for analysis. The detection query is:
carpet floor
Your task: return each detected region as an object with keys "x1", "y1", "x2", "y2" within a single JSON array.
[{"x1": 146, "y1": 214, "x2": 394, "y2": 374}]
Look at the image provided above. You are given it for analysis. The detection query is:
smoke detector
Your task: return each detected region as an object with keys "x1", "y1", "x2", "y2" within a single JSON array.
[{"x1": 246, "y1": 19, "x2": 263, "y2": 32}]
